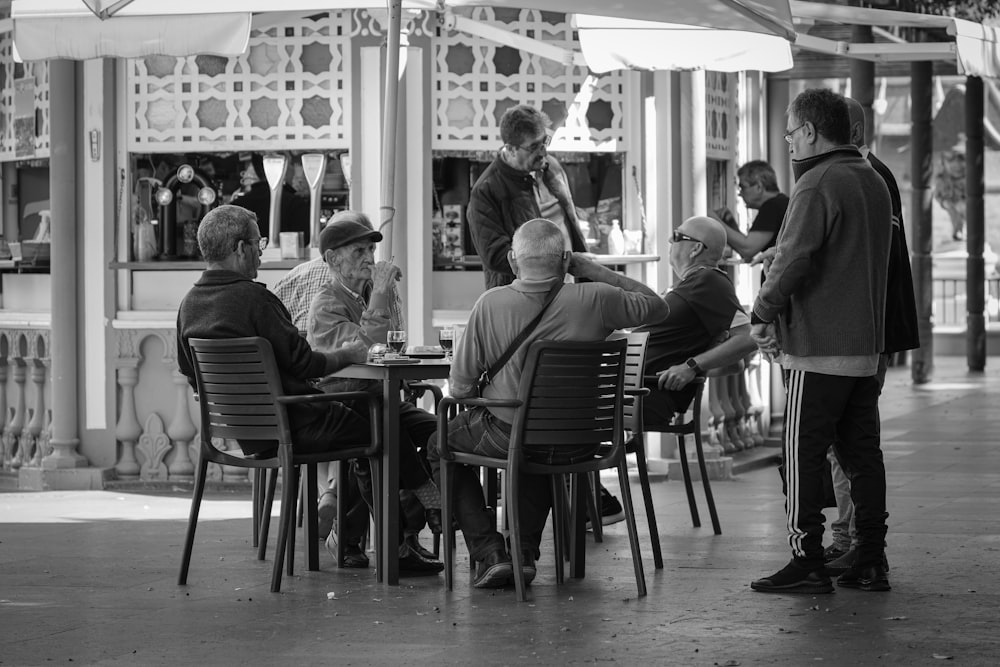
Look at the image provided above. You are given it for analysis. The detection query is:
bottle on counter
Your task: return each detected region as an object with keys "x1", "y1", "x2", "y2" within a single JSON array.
[{"x1": 607, "y1": 219, "x2": 626, "y2": 256}]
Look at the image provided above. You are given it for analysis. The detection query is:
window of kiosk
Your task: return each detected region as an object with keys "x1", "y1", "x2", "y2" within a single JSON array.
[
  {"x1": 120, "y1": 150, "x2": 350, "y2": 266},
  {"x1": 0, "y1": 162, "x2": 51, "y2": 273}
]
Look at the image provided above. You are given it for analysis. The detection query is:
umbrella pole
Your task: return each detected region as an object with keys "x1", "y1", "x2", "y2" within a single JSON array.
[{"x1": 379, "y1": 0, "x2": 403, "y2": 259}]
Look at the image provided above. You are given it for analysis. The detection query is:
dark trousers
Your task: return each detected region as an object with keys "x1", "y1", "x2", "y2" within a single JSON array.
[
  {"x1": 428, "y1": 406, "x2": 555, "y2": 562},
  {"x1": 783, "y1": 369, "x2": 887, "y2": 569},
  {"x1": 340, "y1": 401, "x2": 438, "y2": 544},
  {"x1": 239, "y1": 400, "x2": 371, "y2": 457}
]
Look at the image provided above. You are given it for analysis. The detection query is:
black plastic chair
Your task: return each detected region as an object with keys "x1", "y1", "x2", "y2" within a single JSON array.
[
  {"x1": 604, "y1": 331, "x2": 662, "y2": 567},
  {"x1": 640, "y1": 369, "x2": 733, "y2": 536},
  {"x1": 179, "y1": 336, "x2": 382, "y2": 592},
  {"x1": 438, "y1": 338, "x2": 646, "y2": 601}
]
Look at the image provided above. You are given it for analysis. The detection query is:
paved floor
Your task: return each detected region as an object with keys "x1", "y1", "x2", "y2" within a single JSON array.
[{"x1": 2, "y1": 358, "x2": 999, "y2": 666}]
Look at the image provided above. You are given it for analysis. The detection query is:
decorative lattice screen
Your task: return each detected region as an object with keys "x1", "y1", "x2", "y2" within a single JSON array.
[
  {"x1": 127, "y1": 11, "x2": 352, "y2": 153},
  {"x1": 418, "y1": 8, "x2": 627, "y2": 153},
  {"x1": 0, "y1": 31, "x2": 50, "y2": 162}
]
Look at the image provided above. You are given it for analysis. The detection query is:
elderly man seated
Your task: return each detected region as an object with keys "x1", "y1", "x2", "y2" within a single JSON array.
[
  {"x1": 272, "y1": 214, "x2": 428, "y2": 548},
  {"x1": 428, "y1": 218, "x2": 669, "y2": 590},
  {"x1": 307, "y1": 211, "x2": 443, "y2": 574},
  {"x1": 636, "y1": 216, "x2": 758, "y2": 424}
]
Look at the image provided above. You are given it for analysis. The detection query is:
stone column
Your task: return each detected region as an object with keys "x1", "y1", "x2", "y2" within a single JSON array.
[
  {"x1": 42, "y1": 59, "x2": 86, "y2": 469},
  {"x1": 965, "y1": 75, "x2": 985, "y2": 371},
  {"x1": 910, "y1": 61, "x2": 935, "y2": 384}
]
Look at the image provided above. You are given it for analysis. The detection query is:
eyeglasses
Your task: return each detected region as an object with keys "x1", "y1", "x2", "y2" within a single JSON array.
[
  {"x1": 517, "y1": 134, "x2": 551, "y2": 153},
  {"x1": 783, "y1": 122, "x2": 807, "y2": 143},
  {"x1": 671, "y1": 230, "x2": 703, "y2": 245},
  {"x1": 237, "y1": 237, "x2": 269, "y2": 253},
  {"x1": 737, "y1": 180, "x2": 756, "y2": 192}
]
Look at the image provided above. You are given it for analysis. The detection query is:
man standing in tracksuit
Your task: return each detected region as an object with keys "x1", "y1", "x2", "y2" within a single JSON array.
[{"x1": 749, "y1": 88, "x2": 893, "y2": 594}]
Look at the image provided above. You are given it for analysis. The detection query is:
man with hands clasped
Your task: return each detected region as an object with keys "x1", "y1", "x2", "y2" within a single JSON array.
[{"x1": 749, "y1": 89, "x2": 892, "y2": 595}]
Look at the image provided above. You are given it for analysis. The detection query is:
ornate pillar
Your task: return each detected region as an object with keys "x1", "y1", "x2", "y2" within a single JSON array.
[
  {"x1": 0, "y1": 342, "x2": 8, "y2": 469},
  {"x1": 166, "y1": 368, "x2": 196, "y2": 479},
  {"x1": 4, "y1": 350, "x2": 26, "y2": 469},
  {"x1": 164, "y1": 336, "x2": 196, "y2": 479},
  {"x1": 23, "y1": 350, "x2": 48, "y2": 467},
  {"x1": 114, "y1": 363, "x2": 142, "y2": 478}
]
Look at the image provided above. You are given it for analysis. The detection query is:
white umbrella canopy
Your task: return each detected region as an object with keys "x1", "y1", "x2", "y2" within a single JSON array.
[{"x1": 11, "y1": 0, "x2": 796, "y2": 249}]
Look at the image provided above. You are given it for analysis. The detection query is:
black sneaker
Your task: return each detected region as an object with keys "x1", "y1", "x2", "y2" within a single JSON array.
[
  {"x1": 824, "y1": 547, "x2": 857, "y2": 576},
  {"x1": 751, "y1": 561, "x2": 834, "y2": 594},
  {"x1": 586, "y1": 486, "x2": 625, "y2": 529},
  {"x1": 823, "y1": 544, "x2": 850, "y2": 562},
  {"x1": 473, "y1": 549, "x2": 513, "y2": 589},
  {"x1": 837, "y1": 563, "x2": 891, "y2": 591}
]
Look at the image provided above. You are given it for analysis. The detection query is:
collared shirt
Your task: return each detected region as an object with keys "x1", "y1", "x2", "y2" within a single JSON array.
[{"x1": 271, "y1": 257, "x2": 331, "y2": 332}]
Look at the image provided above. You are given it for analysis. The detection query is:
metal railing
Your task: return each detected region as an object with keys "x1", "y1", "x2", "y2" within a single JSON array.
[{"x1": 932, "y1": 277, "x2": 1000, "y2": 326}]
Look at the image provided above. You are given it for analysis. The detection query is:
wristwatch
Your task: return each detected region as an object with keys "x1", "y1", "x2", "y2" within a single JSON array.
[{"x1": 685, "y1": 358, "x2": 704, "y2": 376}]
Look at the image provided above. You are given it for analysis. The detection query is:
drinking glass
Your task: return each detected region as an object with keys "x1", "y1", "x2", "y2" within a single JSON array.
[
  {"x1": 387, "y1": 330, "x2": 407, "y2": 356},
  {"x1": 438, "y1": 328, "x2": 455, "y2": 359}
]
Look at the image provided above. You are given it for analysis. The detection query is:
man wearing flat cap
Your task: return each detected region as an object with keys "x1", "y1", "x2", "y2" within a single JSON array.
[{"x1": 308, "y1": 210, "x2": 444, "y2": 575}]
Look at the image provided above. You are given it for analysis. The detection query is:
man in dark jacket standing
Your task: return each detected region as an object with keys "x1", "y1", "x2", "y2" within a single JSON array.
[
  {"x1": 749, "y1": 89, "x2": 892, "y2": 595},
  {"x1": 822, "y1": 98, "x2": 920, "y2": 573},
  {"x1": 467, "y1": 104, "x2": 588, "y2": 290},
  {"x1": 467, "y1": 104, "x2": 624, "y2": 526}
]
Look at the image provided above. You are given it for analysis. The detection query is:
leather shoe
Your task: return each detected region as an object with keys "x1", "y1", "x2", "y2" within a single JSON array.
[
  {"x1": 518, "y1": 551, "x2": 536, "y2": 586},
  {"x1": 425, "y1": 508, "x2": 443, "y2": 535},
  {"x1": 837, "y1": 563, "x2": 891, "y2": 591},
  {"x1": 404, "y1": 533, "x2": 438, "y2": 561},
  {"x1": 473, "y1": 548, "x2": 513, "y2": 589},
  {"x1": 398, "y1": 543, "x2": 444, "y2": 577}
]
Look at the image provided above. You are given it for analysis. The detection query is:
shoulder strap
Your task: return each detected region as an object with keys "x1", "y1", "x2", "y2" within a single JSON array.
[{"x1": 480, "y1": 281, "x2": 564, "y2": 388}]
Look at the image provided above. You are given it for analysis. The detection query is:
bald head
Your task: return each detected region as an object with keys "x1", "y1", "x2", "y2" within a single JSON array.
[
  {"x1": 845, "y1": 97, "x2": 866, "y2": 148},
  {"x1": 681, "y1": 216, "x2": 727, "y2": 263}
]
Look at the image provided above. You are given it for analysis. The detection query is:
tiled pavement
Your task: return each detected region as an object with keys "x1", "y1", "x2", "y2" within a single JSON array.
[{"x1": 1, "y1": 357, "x2": 999, "y2": 666}]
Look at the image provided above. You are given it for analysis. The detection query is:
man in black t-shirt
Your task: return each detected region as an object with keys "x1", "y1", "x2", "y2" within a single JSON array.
[
  {"x1": 712, "y1": 160, "x2": 789, "y2": 263},
  {"x1": 636, "y1": 216, "x2": 758, "y2": 425}
]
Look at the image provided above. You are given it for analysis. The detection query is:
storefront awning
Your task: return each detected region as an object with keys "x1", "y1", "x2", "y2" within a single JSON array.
[
  {"x1": 10, "y1": 0, "x2": 797, "y2": 62},
  {"x1": 575, "y1": 15, "x2": 794, "y2": 73},
  {"x1": 12, "y1": 12, "x2": 251, "y2": 61},
  {"x1": 791, "y1": 0, "x2": 1000, "y2": 79}
]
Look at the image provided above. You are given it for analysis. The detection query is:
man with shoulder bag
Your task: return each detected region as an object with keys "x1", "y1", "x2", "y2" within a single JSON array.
[{"x1": 426, "y1": 218, "x2": 669, "y2": 590}]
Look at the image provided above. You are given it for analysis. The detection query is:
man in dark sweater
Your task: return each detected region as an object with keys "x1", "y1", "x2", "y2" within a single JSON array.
[
  {"x1": 176, "y1": 204, "x2": 443, "y2": 576},
  {"x1": 176, "y1": 204, "x2": 369, "y2": 455},
  {"x1": 749, "y1": 89, "x2": 892, "y2": 595}
]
